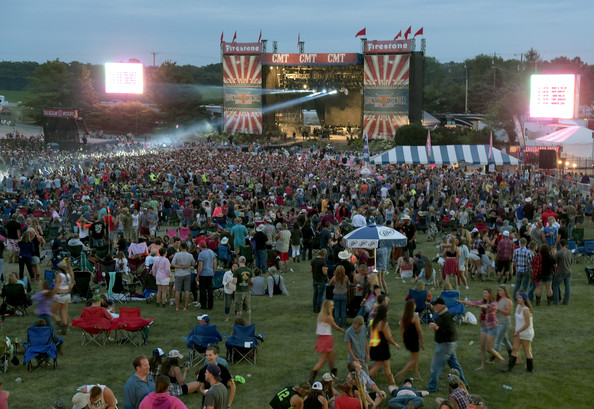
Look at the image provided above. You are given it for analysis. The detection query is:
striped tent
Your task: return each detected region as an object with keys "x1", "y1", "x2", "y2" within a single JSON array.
[{"x1": 370, "y1": 144, "x2": 520, "y2": 166}]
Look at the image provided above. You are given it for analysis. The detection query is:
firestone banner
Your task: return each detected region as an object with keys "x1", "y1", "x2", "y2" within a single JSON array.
[
  {"x1": 223, "y1": 55, "x2": 262, "y2": 134},
  {"x1": 363, "y1": 54, "x2": 409, "y2": 139}
]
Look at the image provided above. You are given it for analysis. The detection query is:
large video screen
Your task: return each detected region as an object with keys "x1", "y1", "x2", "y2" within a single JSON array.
[
  {"x1": 530, "y1": 74, "x2": 576, "y2": 119},
  {"x1": 105, "y1": 63, "x2": 144, "y2": 94}
]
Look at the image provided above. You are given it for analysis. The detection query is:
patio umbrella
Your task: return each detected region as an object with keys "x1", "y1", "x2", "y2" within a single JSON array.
[{"x1": 343, "y1": 224, "x2": 407, "y2": 268}]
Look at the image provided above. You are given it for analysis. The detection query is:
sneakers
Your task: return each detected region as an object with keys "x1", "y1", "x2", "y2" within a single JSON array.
[{"x1": 176, "y1": 307, "x2": 180, "y2": 311}]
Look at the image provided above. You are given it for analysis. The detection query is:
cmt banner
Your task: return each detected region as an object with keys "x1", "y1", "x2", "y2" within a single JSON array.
[
  {"x1": 223, "y1": 55, "x2": 262, "y2": 134},
  {"x1": 362, "y1": 54, "x2": 409, "y2": 139}
]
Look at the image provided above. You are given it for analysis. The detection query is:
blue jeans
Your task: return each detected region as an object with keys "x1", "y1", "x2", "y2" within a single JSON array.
[
  {"x1": 255, "y1": 249, "x2": 268, "y2": 274},
  {"x1": 387, "y1": 395, "x2": 424, "y2": 409},
  {"x1": 553, "y1": 273, "x2": 571, "y2": 304},
  {"x1": 513, "y1": 271, "x2": 530, "y2": 299},
  {"x1": 333, "y1": 293, "x2": 347, "y2": 328},
  {"x1": 493, "y1": 321, "x2": 512, "y2": 353},
  {"x1": 224, "y1": 292, "x2": 234, "y2": 316},
  {"x1": 427, "y1": 342, "x2": 467, "y2": 392},
  {"x1": 313, "y1": 281, "x2": 326, "y2": 312},
  {"x1": 527, "y1": 280, "x2": 536, "y2": 301}
]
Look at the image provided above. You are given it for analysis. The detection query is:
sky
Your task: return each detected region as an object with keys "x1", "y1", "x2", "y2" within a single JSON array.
[{"x1": 3, "y1": 0, "x2": 594, "y2": 67}]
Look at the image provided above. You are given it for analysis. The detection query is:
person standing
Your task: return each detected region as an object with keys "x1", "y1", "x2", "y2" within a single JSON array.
[
  {"x1": 496, "y1": 231, "x2": 514, "y2": 283},
  {"x1": 491, "y1": 285, "x2": 513, "y2": 361},
  {"x1": 507, "y1": 292, "x2": 534, "y2": 372},
  {"x1": 52, "y1": 259, "x2": 74, "y2": 335},
  {"x1": 344, "y1": 315, "x2": 369, "y2": 372},
  {"x1": 203, "y1": 364, "x2": 229, "y2": 409},
  {"x1": 254, "y1": 224, "x2": 269, "y2": 274},
  {"x1": 230, "y1": 217, "x2": 248, "y2": 253},
  {"x1": 328, "y1": 265, "x2": 349, "y2": 328},
  {"x1": 223, "y1": 263, "x2": 238, "y2": 322},
  {"x1": 311, "y1": 249, "x2": 328, "y2": 313},
  {"x1": 123, "y1": 356, "x2": 155, "y2": 409},
  {"x1": 512, "y1": 238, "x2": 533, "y2": 299},
  {"x1": 196, "y1": 241, "x2": 217, "y2": 310},
  {"x1": 395, "y1": 299, "x2": 424, "y2": 382},
  {"x1": 427, "y1": 298, "x2": 467, "y2": 393},
  {"x1": 233, "y1": 256, "x2": 253, "y2": 324},
  {"x1": 368, "y1": 304, "x2": 400, "y2": 386},
  {"x1": 5, "y1": 213, "x2": 21, "y2": 263},
  {"x1": 553, "y1": 239, "x2": 573, "y2": 305},
  {"x1": 275, "y1": 223, "x2": 292, "y2": 273},
  {"x1": 533, "y1": 244, "x2": 556, "y2": 306},
  {"x1": 152, "y1": 247, "x2": 171, "y2": 308},
  {"x1": 171, "y1": 242, "x2": 196, "y2": 311},
  {"x1": 309, "y1": 299, "x2": 345, "y2": 384}
]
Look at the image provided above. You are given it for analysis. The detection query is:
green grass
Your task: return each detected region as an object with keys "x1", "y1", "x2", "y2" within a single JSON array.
[
  {"x1": 2, "y1": 230, "x2": 593, "y2": 409},
  {"x1": 0, "y1": 91, "x2": 30, "y2": 105}
]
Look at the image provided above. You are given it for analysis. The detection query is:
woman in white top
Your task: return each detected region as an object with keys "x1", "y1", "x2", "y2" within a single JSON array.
[
  {"x1": 507, "y1": 291, "x2": 534, "y2": 372},
  {"x1": 131, "y1": 209, "x2": 140, "y2": 243},
  {"x1": 52, "y1": 259, "x2": 74, "y2": 335},
  {"x1": 222, "y1": 263, "x2": 238, "y2": 322},
  {"x1": 309, "y1": 300, "x2": 345, "y2": 384}
]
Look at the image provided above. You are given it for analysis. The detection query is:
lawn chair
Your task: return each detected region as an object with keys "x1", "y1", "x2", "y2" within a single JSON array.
[
  {"x1": 0, "y1": 283, "x2": 29, "y2": 316},
  {"x1": 407, "y1": 289, "x2": 432, "y2": 324},
  {"x1": 440, "y1": 290, "x2": 466, "y2": 325},
  {"x1": 572, "y1": 227, "x2": 585, "y2": 246},
  {"x1": 0, "y1": 329, "x2": 14, "y2": 374},
  {"x1": 166, "y1": 229, "x2": 178, "y2": 240},
  {"x1": 577, "y1": 240, "x2": 594, "y2": 263},
  {"x1": 112, "y1": 307, "x2": 154, "y2": 347},
  {"x1": 212, "y1": 270, "x2": 225, "y2": 301},
  {"x1": 23, "y1": 326, "x2": 62, "y2": 371},
  {"x1": 239, "y1": 245, "x2": 254, "y2": 267},
  {"x1": 71, "y1": 306, "x2": 113, "y2": 347},
  {"x1": 179, "y1": 227, "x2": 190, "y2": 241},
  {"x1": 225, "y1": 324, "x2": 259, "y2": 365},
  {"x1": 186, "y1": 324, "x2": 223, "y2": 367},
  {"x1": 217, "y1": 245, "x2": 233, "y2": 267},
  {"x1": 71, "y1": 271, "x2": 92, "y2": 302},
  {"x1": 67, "y1": 244, "x2": 84, "y2": 268}
]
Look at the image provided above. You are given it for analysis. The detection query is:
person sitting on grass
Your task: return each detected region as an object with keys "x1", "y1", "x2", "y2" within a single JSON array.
[
  {"x1": 162, "y1": 350, "x2": 201, "y2": 397},
  {"x1": 71, "y1": 384, "x2": 118, "y2": 409},
  {"x1": 267, "y1": 267, "x2": 290, "y2": 297},
  {"x1": 434, "y1": 374, "x2": 469, "y2": 409}
]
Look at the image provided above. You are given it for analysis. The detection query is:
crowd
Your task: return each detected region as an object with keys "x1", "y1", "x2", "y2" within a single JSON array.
[{"x1": 0, "y1": 136, "x2": 590, "y2": 409}]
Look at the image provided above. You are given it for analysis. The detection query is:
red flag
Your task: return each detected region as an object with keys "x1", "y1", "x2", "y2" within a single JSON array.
[
  {"x1": 414, "y1": 27, "x2": 424, "y2": 37},
  {"x1": 298, "y1": 32, "x2": 300, "y2": 46},
  {"x1": 220, "y1": 31, "x2": 224, "y2": 45},
  {"x1": 404, "y1": 26, "x2": 412, "y2": 40},
  {"x1": 232, "y1": 31, "x2": 237, "y2": 43},
  {"x1": 258, "y1": 29, "x2": 262, "y2": 43},
  {"x1": 355, "y1": 27, "x2": 366, "y2": 37},
  {"x1": 489, "y1": 131, "x2": 493, "y2": 160},
  {"x1": 394, "y1": 30, "x2": 402, "y2": 40},
  {"x1": 426, "y1": 130, "x2": 432, "y2": 159}
]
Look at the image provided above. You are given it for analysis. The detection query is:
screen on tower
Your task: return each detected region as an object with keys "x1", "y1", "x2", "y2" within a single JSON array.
[
  {"x1": 529, "y1": 74, "x2": 576, "y2": 119},
  {"x1": 105, "y1": 63, "x2": 144, "y2": 94}
]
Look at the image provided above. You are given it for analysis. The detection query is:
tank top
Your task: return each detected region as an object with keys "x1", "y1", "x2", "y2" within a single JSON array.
[
  {"x1": 83, "y1": 385, "x2": 115, "y2": 409},
  {"x1": 333, "y1": 278, "x2": 347, "y2": 295},
  {"x1": 316, "y1": 320, "x2": 332, "y2": 336},
  {"x1": 496, "y1": 298, "x2": 511, "y2": 324},
  {"x1": 515, "y1": 305, "x2": 534, "y2": 341},
  {"x1": 58, "y1": 272, "x2": 71, "y2": 292},
  {"x1": 304, "y1": 395, "x2": 324, "y2": 409},
  {"x1": 270, "y1": 386, "x2": 299, "y2": 409}
]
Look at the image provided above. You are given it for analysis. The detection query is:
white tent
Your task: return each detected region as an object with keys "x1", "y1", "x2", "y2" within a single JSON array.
[{"x1": 534, "y1": 126, "x2": 594, "y2": 159}]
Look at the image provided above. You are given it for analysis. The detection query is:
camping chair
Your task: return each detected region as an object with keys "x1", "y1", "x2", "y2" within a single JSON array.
[
  {"x1": 440, "y1": 290, "x2": 466, "y2": 325},
  {"x1": 185, "y1": 324, "x2": 223, "y2": 367},
  {"x1": 212, "y1": 270, "x2": 225, "y2": 301},
  {"x1": 112, "y1": 307, "x2": 154, "y2": 347},
  {"x1": 206, "y1": 237, "x2": 219, "y2": 252},
  {"x1": 95, "y1": 244, "x2": 111, "y2": 260},
  {"x1": 407, "y1": 289, "x2": 432, "y2": 324},
  {"x1": 577, "y1": 240, "x2": 594, "y2": 264},
  {"x1": 217, "y1": 245, "x2": 233, "y2": 267},
  {"x1": 179, "y1": 227, "x2": 190, "y2": 241},
  {"x1": 239, "y1": 245, "x2": 254, "y2": 267},
  {"x1": 142, "y1": 274, "x2": 158, "y2": 303},
  {"x1": 67, "y1": 244, "x2": 84, "y2": 268},
  {"x1": 225, "y1": 324, "x2": 259, "y2": 365},
  {"x1": 71, "y1": 306, "x2": 113, "y2": 347},
  {"x1": 572, "y1": 227, "x2": 585, "y2": 246},
  {"x1": 71, "y1": 271, "x2": 92, "y2": 302},
  {"x1": 0, "y1": 328, "x2": 14, "y2": 374},
  {"x1": 23, "y1": 326, "x2": 62, "y2": 371},
  {"x1": 0, "y1": 283, "x2": 29, "y2": 316},
  {"x1": 166, "y1": 229, "x2": 178, "y2": 240}
]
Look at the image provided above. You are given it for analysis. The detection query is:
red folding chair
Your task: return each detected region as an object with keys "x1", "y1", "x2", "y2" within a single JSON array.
[
  {"x1": 71, "y1": 307, "x2": 114, "y2": 347},
  {"x1": 112, "y1": 307, "x2": 154, "y2": 347}
]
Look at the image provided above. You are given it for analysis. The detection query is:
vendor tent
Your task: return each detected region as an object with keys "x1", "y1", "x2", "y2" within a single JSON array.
[
  {"x1": 534, "y1": 126, "x2": 594, "y2": 159},
  {"x1": 370, "y1": 145, "x2": 520, "y2": 166}
]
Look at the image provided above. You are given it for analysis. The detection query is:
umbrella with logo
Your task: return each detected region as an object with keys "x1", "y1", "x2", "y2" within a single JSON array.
[{"x1": 343, "y1": 224, "x2": 407, "y2": 269}]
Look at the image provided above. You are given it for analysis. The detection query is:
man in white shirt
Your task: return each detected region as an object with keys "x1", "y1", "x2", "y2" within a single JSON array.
[{"x1": 352, "y1": 210, "x2": 367, "y2": 228}]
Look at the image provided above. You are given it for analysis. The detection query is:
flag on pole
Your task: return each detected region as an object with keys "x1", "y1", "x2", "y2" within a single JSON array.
[
  {"x1": 488, "y1": 131, "x2": 493, "y2": 161},
  {"x1": 355, "y1": 27, "x2": 366, "y2": 37},
  {"x1": 426, "y1": 130, "x2": 432, "y2": 160},
  {"x1": 363, "y1": 132, "x2": 370, "y2": 163},
  {"x1": 258, "y1": 29, "x2": 262, "y2": 43},
  {"x1": 404, "y1": 26, "x2": 412, "y2": 40},
  {"x1": 394, "y1": 30, "x2": 402, "y2": 40},
  {"x1": 232, "y1": 31, "x2": 237, "y2": 43},
  {"x1": 298, "y1": 32, "x2": 300, "y2": 46},
  {"x1": 414, "y1": 27, "x2": 424, "y2": 37},
  {"x1": 220, "y1": 31, "x2": 224, "y2": 45}
]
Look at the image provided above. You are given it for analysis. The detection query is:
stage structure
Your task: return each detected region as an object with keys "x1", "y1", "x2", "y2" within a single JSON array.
[
  {"x1": 221, "y1": 37, "x2": 425, "y2": 139},
  {"x1": 42, "y1": 108, "x2": 81, "y2": 149}
]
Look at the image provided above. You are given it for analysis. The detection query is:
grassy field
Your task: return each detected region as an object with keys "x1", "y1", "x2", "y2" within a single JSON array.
[
  {"x1": 0, "y1": 91, "x2": 29, "y2": 105},
  {"x1": 1, "y1": 229, "x2": 592, "y2": 409}
]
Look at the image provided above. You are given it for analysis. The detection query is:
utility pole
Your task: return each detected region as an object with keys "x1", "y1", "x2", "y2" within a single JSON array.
[
  {"x1": 492, "y1": 52, "x2": 496, "y2": 88},
  {"x1": 151, "y1": 51, "x2": 159, "y2": 67},
  {"x1": 464, "y1": 62, "x2": 468, "y2": 113}
]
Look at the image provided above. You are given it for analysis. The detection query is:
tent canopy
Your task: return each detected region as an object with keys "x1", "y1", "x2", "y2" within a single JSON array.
[
  {"x1": 535, "y1": 126, "x2": 594, "y2": 159},
  {"x1": 370, "y1": 144, "x2": 520, "y2": 166}
]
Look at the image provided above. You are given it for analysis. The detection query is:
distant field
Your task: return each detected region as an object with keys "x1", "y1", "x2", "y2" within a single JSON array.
[{"x1": 0, "y1": 90, "x2": 30, "y2": 104}]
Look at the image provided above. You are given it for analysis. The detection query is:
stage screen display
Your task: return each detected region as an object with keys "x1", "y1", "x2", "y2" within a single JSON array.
[
  {"x1": 530, "y1": 74, "x2": 576, "y2": 119},
  {"x1": 105, "y1": 63, "x2": 144, "y2": 94}
]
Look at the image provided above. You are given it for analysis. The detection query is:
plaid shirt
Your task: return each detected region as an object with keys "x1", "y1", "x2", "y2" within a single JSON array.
[
  {"x1": 449, "y1": 387, "x2": 469, "y2": 409},
  {"x1": 470, "y1": 300, "x2": 498, "y2": 329},
  {"x1": 497, "y1": 237, "x2": 514, "y2": 260},
  {"x1": 531, "y1": 252, "x2": 542, "y2": 284},
  {"x1": 513, "y1": 246, "x2": 534, "y2": 272}
]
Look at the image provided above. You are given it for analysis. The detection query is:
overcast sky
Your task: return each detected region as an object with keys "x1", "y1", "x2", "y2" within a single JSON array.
[{"x1": 4, "y1": 0, "x2": 593, "y2": 66}]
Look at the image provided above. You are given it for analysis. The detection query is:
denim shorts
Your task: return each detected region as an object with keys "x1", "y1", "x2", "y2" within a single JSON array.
[{"x1": 480, "y1": 325, "x2": 497, "y2": 337}]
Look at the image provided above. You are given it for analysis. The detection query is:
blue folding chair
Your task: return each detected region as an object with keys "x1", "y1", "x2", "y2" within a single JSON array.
[
  {"x1": 440, "y1": 290, "x2": 466, "y2": 325},
  {"x1": 185, "y1": 324, "x2": 223, "y2": 367},
  {"x1": 407, "y1": 289, "x2": 432, "y2": 324},
  {"x1": 23, "y1": 326, "x2": 62, "y2": 372},
  {"x1": 212, "y1": 270, "x2": 225, "y2": 301},
  {"x1": 225, "y1": 324, "x2": 259, "y2": 365},
  {"x1": 577, "y1": 240, "x2": 594, "y2": 263},
  {"x1": 217, "y1": 245, "x2": 233, "y2": 267}
]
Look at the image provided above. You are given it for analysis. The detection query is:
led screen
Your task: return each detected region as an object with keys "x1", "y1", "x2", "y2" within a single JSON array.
[
  {"x1": 105, "y1": 63, "x2": 144, "y2": 94},
  {"x1": 530, "y1": 74, "x2": 575, "y2": 118}
]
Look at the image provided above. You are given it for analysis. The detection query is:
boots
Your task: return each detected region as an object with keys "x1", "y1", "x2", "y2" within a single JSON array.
[
  {"x1": 507, "y1": 355, "x2": 517, "y2": 372},
  {"x1": 535, "y1": 296, "x2": 541, "y2": 306},
  {"x1": 527, "y1": 358, "x2": 534, "y2": 372},
  {"x1": 547, "y1": 296, "x2": 553, "y2": 306},
  {"x1": 308, "y1": 370, "x2": 318, "y2": 384}
]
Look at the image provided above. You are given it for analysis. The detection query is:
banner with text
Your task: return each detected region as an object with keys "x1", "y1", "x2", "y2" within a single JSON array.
[
  {"x1": 43, "y1": 109, "x2": 78, "y2": 119},
  {"x1": 222, "y1": 42, "x2": 262, "y2": 55},
  {"x1": 363, "y1": 54, "x2": 410, "y2": 139},
  {"x1": 261, "y1": 53, "x2": 361, "y2": 65},
  {"x1": 365, "y1": 40, "x2": 411, "y2": 54},
  {"x1": 223, "y1": 55, "x2": 262, "y2": 134}
]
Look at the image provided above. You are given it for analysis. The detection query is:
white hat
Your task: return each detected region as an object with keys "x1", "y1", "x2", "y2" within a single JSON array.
[
  {"x1": 471, "y1": 228, "x2": 479, "y2": 234},
  {"x1": 168, "y1": 350, "x2": 183, "y2": 359},
  {"x1": 72, "y1": 392, "x2": 89, "y2": 409},
  {"x1": 502, "y1": 231, "x2": 510, "y2": 237},
  {"x1": 256, "y1": 224, "x2": 265, "y2": 232},
  {"x1": 338, "y1": 250, "x2": 353, "y2": 260},
  {"x1": 220, "y1": 237, "x2": 229, "y2": 245},
  {"x1": 312, "y1": 381, "x2": 323, "y2": 391},
  {"x1": 525, "y1": 197, "x2": 532, "y2": 203},
  {"x1": 401, "y1": 214, "x2": 411, "y2": 221}
]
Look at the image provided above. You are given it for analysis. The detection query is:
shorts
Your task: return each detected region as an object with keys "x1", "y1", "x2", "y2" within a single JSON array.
[
  {"x1": 279, "y1": 252, "x2": 289, "y2": 261},
  {"x1": 56, "y1": 293, "x2": 71, "y2": 304},
  {"x1": 315, "y1": 335, "x2": 334, "y2": 352},
  {"x1": 469, "y1": 252, "x2": 481, "y2": 261},
  {"x1": 6, "y1": 238, "x2": 19, "y2": 252},
  {"x1": 234, "y1": 291, "x2": 251, "y2": 312},
  {"x1": 156, "y1": 276, "x2": 170, "y2": 286},
  {"x1": 169, "y1": 383, "x2": 188, "y2": 397},
  {"x1": 539, "y1": 275, "x2": 553, "y2": 283},
  {"x1": 31, "y1": 256, "x2": 40, "y2": 265},
  {"x1": 480, "y1": 325, "x2": 497, "y2": 338},
  {"x1": 174, "y1": 275, "x2": 191, "y2": 292},
  {"x1": 496, "y1": 259, "x2": 512, "y2": 272}
]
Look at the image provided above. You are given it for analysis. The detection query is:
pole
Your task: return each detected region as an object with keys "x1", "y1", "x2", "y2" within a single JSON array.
[{"x1": 464, "y1": 63, "x2": 468, "y2": 113}]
